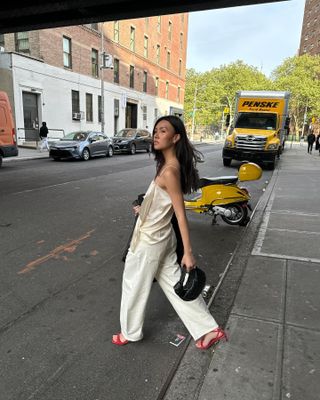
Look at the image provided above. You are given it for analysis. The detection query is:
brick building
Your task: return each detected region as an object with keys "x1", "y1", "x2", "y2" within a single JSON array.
[
  {"x1": 299, "y1": 0, "x2": 320, "y2": 56},
  {"x1": 0, "y1": 15, "x2": 188, "y2": 144}
]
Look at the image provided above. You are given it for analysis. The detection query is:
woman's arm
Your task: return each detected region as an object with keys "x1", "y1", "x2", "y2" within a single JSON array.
[{"x1": 160, "y1": 168, "x2": 196, "y2": 271}]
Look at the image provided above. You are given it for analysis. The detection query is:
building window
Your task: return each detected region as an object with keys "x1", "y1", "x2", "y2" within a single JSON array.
[
  {"x1": 142, "y1": 105, "x2": 147, "y2": 122},
  {"x1": 114, "y1": 99, "x2": 120, "y2": 135},
  {"x1": 155, "y1": 77, "x2": 159, "y2": 96},
  {"x1": 63, "y1": 36, "x2": 72, "y2": 68},
  {"x1": 0, "y1": 34, "x2": 4, "y2": 48},
  {"x1": 167, "y1": 51, "x2": 171, "y2": 69},
  {"x1": 71, "y1": 90, "x2": 80, "y2": 115},
  {"x1": 165, "y1": 81, "x2": 169, "y2": 99},
  {"x1": 130, "y1": 65, "x2": 134, "y2": 88},
  {"x1": 15, "y1": 32, "x2": 30, "y2": 54},
  {"x1": 177, "y1": 86, "x2": 181, "y2": 102},
  {"x1": 181, "y1": 13, "x2": 185, "y2": 23},
  {"x1": 157, "y1": 16, "x2": 161, "y2": 33},
  {"x1": 154, "y1": 108, "x2": 158, "y2": 121},
  {"x1": 91, "y1": 23, "x2": 98, "y2": 30},
  {"x1": 156, "y1": 44, "x2": 160, "y2": 64},
  {"x1": 98, "y1": 95, "x2": 102, "y2": 123},
  {"x1": 91, "y1": 49, "x2": 99, "y2": 77},
  {"x1": 168, "y1": 21, "x2": 172, "y2": 40},
  {"x1": 114, "y1": 21, "x2": 119, "y2": 42},
  {"x1": 86, "y1": 93, "x2": 93, "y2": 122},
  {"x1": 180, "y1": 32, "x2": 183, "y2": 50},
  {"x1": 145, "y1": 17, "x2": 149, "y2": 30},
  {"x1": 130, "y1": 26, "x2": 135, "y2": 52},
  {"x1": 143, "y1": 71, "x2": 147, "y2": 92},
  {"x1": 114, "y1": 58, "x2": 119, "y2": 83},
  {"x1": 179, "y1": 59, "x2": 182, "y2": 77},
  {"x1": 144, "y1": 35, "x2": 148, "y2": 58}
]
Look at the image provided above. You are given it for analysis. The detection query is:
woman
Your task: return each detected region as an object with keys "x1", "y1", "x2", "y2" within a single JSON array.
[{"x1": 112, "y1": 116, "x2": 226, "y2": 350}]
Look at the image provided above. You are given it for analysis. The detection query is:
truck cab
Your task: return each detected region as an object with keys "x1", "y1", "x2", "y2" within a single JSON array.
[{"x1": 223, "y1": 91, "x2": 290, "y2": 170}]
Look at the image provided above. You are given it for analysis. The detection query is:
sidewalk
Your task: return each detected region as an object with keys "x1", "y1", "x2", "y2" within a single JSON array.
[
  {"x1": 3, "y1": 146, "x2": 50, "y2": 162},
  {"x1": 165, "y1": 143, "x2": 320, "y2": 400}
]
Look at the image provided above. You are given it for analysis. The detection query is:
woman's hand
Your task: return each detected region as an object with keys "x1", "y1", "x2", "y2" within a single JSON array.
[
  {"x1": 181, "y1": 252, "x2": 196, "y2": 272},
  {"x1": 133, "y1": 205, "x2": 141, "y2": 215}
]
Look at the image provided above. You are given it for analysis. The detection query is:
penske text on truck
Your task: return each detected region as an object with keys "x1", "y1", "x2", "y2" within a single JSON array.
[{"x1": 222, "y1": 91, "x2": 290, "y2": 169}]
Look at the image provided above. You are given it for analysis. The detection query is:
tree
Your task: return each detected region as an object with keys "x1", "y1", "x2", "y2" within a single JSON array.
[
  {"x1": 271, "y1": 54, "x2": 320, "y2": 138},
  {"x1": 184, "y1": 61, "x2": 271, "y2": 131}
]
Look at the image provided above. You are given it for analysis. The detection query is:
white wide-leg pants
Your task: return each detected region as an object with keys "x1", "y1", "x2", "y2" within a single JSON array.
[{"x1": 120, "y1": 232, "x2": 218, "y2": 342}]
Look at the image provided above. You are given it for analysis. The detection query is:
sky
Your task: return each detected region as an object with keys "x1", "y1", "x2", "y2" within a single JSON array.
[{"x1": 187, "y1": 0, "x2": 306, "y2": 77}]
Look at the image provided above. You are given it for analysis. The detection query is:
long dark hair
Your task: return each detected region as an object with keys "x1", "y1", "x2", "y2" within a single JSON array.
[{"x1": 152, "y1": 115, "x2": 203, "y2": 194}]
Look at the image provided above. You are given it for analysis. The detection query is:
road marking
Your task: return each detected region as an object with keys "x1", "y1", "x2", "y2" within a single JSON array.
[
  {"x1": 251, "y1": 192, "x2": 275, "y2": 254},
  {"x1": 251, "y1": 251, "x2": 320, "y2": 264},
  {"x1": 270, "y1": 210, "x2": 320, "y2": 218},
  {"x1": 267, "y1": 228, "x2": 320, "y2": 236},
  {"x1": 18, "y1": 229, "x2": 95, "y2": 274}
]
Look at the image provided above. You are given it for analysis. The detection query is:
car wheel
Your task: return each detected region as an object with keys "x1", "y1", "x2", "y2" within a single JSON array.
[
  {"x1": 82, "y1": 148, "x2": 90, "y2": 161},
  {"x1": 53, "y1": 157, "x2": 60, "y2": 161},
  {"x1": 146, "y1": 143, "x2": 152, "y2": 153},
  {"x1": 130, "y1": 144, "x2": 136, "y2": 155},
  {"x1": 106, "y1": 146, "x2": 114, "y2": 157},
  {"x1": 0, "y1": 155, "x2": 3, "y2": 168}
]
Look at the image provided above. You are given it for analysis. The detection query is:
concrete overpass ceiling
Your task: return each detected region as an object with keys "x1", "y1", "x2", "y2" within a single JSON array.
[{"x1": 1, "y1": 0, "x2": 287, "y2": 34}]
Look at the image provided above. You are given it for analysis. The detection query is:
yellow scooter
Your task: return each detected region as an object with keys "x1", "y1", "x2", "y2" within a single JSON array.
[{"x1": 184, "y1": 162, "x2": 262, "y2": 226}]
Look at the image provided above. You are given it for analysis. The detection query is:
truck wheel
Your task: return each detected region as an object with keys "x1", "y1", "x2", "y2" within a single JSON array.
[
  {"x1": 267, "y1": 157, "x2": 276, "y2": 170},
  {"x1": 223, "y1": 158, "x2": 232, "y2": 167}
]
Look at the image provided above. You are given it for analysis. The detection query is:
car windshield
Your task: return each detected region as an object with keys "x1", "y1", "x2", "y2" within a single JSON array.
[
  {"x1": 114, "y1": 129, "x2": 136, "y2": 138},
  {"x1": 235, "y1": 113, "x2": 277, "y2": 130},
  {"x1": 61, "y1": 132, "x2": 89, "y2": 141}
]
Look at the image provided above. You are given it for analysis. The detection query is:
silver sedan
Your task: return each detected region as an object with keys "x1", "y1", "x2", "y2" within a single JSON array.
[{"x1": 49, "y1": 131, "x2": 114, "y2": 161}]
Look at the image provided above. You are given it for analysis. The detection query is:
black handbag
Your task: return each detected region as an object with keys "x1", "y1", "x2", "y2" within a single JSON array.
[{"x1": 174, "y1": 266, "x2": 206, "y2": 301}]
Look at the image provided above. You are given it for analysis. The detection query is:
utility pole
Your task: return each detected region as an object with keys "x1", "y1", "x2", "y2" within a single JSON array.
[
  {"x1": 191, "y1": 82, "x2": 198, "y2": 141},
  {"x1": 301, "y1": 104, "x2": 308, "y2": 138},
  {"x1": 100, "y1": 25, "x2": 105, "y2": 133}
]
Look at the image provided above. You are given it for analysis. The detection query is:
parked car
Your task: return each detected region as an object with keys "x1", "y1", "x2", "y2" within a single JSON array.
[
  {"x1": 112, "y1": 128, "x2": 152, "y2": 155},
  {"x1": 0, "y1": 91, "x2": 18, "y2": 167},
  {"x1": 49, "y1": 131, "x2": 114, "y2": 161}
]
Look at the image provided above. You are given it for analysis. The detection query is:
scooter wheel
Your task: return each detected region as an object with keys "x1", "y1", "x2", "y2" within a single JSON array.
[{"x1": 221, "y1": 204, "x2": 248, "y2": 225}]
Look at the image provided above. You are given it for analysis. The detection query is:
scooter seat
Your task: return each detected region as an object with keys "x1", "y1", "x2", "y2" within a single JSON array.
[{"x1": 199, "y1": 176, "x2": 238, "y2": 187}]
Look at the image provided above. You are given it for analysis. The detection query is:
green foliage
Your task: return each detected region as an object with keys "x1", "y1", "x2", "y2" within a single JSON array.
[
  {"x1": 184, "y1": 61, "x2": 271, "y2": 128},
  {"x1": 184, "y1": 55, "x2": 320, "y2": 138},
  {"x1": 271, "y1": 54, "x2": 320, "y2": 135}
]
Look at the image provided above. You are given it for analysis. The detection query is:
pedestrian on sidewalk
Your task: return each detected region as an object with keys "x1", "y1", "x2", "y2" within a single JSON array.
[
  {"x1": 307, "y1": 130, "x2": 315, "y2": 154},
  {"x1": 112, "y1": 115, "x2": 227, "y2": 349},
  {"x1": 39, "y1": 122, "x2": 49, "y2": 152},
  {"x1": 315, "y1": 133, "x2": 320, "y2": 155}
]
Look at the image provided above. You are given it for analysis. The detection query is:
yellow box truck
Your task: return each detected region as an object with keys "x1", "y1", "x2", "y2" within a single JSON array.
[{"x1": 222, "y1": 91, "x2": 290, "y2": 169}]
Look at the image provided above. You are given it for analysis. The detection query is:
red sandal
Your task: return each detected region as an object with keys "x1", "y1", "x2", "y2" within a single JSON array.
[
  {"x1": 196, "y1": 327, "x2": 227, "y2": 350},
  {"x1": 112, "y1": 333, "x2": 129, "y2": 346}
]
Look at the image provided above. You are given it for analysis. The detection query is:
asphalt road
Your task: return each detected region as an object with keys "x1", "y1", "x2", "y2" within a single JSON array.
[{"x1": 0, "y1": 144, "x2": 272, "y2": 400}]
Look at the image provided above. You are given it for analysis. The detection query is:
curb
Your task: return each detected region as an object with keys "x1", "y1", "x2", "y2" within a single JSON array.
[{"x1": 3, "y1": 155, "x2": 49, "y2": 162}]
